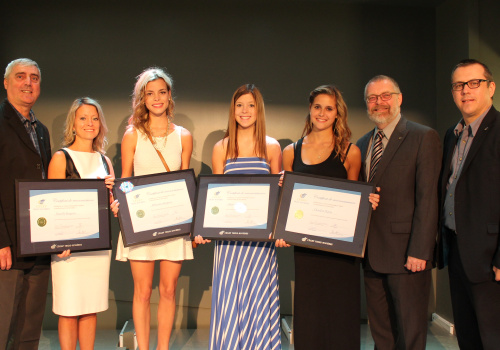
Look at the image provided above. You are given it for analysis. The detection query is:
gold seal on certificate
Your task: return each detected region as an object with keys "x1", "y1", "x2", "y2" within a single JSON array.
[
  {"x1": 136, "y1": 210, "x2": 145, "y2": 218},
  {"x1": 37, "y1": 217, "x2": 47, "y2": 227},
  {"x1": 294, "y1": 210, "x2": 304, "y2": 219},
  {"x1": 211, "y1": 206, "x2": 219, "y2": 215}
]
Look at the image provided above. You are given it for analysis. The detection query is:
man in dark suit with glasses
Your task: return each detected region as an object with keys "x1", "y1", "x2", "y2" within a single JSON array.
[
  {"x1": 439, "y1": 59, "x2": 500, "y2": 349},
  {"x1": 357, "y1": 75, "x2": 441, "y2": 350}
]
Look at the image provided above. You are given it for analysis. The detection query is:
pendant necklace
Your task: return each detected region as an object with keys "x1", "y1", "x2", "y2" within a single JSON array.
[{"x1": 151, "y1": 117, "x2": 170, "y2": 152}]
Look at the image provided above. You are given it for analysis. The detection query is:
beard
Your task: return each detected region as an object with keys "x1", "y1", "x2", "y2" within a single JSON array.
[{"x1": 367, "y1": 105, "x2": 399, "y2": 126}]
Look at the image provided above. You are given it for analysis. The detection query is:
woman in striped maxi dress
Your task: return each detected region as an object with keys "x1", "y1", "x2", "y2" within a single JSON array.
[{"x1": 195, "y1": 84, "x2": 282, "y2": 350}]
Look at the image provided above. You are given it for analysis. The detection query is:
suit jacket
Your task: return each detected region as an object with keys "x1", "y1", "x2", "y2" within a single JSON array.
[
  {"x1": 0, "y1": 99, "x2": 52, "y2": 269},
  {"x1": 357, "y1": 117, "x2": 441, "y2": 274},
  {"x1": 438, "y1": 106, "x2": 500, "y2": 283}
]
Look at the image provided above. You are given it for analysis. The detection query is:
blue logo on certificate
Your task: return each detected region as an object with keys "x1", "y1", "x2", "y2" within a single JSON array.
[{"x1": 120, "y1": 181, "x2": 134, "y2": 193}]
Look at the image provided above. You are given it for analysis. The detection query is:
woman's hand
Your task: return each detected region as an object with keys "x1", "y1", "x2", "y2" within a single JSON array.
[
  {"x1": 110, "y1": 199, "x2": 119, "y2": 217},
  {"x1": 275, "y1": 238, "x2": 290, "y2": 248},
  {"x1": 104, "y1": 175, "x2": 115, "y2": 190},
  {"x1": 57, "y1": 249, "x2": 71, "y2": 258},
  {"x1": 369, "y1": 187, "x2": 380, "y2": 210},
  {"x1": 194, "y1": 235, "x2": 211, "y2": 244},
  {"x1": 278, "y1": 170, "x2": 284, "y2": 187}
]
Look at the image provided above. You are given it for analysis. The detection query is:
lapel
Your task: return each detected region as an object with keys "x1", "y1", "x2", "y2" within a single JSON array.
[
  {"x1": 358, "y1": 130, "x2": 374, "y2": 181},
  {"x1": 441, "y1": 127, "x2": 457, "y2": 191},
  {"x1": 4, "y1": 101, "x2": 39, "y2": 154},
  {"x1": 371, "y1": 117, "x2": 409, "y2": 183},
  {"x1": 459, "y1": 107, "x2": 497, "y2": 177},
  {"x1": 35, "y1": 121, "x2": 49, "y2": 170}
]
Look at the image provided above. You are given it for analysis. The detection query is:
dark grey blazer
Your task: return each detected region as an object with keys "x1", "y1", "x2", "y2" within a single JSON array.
[
  {"x1": 357, "y1": 117, "x2": 441, "y2": 274},
  {"x1": 438, "y1": 106, "x2": 500, "y2": 283},
  {"x1": 0, "y1": 99, "x2": 52, "y2": 269}
]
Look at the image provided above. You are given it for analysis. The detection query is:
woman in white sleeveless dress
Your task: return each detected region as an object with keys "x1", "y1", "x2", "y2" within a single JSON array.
[
  {"x1": 116, "y1": 68, "x2": 193, "y2": 350},
  {"x1": 48, "y1": 98, "x2": 115, "y2": 350}
]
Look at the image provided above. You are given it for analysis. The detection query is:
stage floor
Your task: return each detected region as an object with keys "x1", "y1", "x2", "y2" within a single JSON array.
[{"x1": 39, "y1": 322, "x2": 458, "y2": 349}]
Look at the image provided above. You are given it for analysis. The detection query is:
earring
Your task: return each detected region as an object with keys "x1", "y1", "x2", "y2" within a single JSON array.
[{"x1": 72, "y1": 130, "x2": 76, "y2": 135}]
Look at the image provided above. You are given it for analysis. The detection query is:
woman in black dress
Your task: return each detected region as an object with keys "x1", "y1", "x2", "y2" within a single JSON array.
[{"x1": 279, "y1": 85, "x2": 377, "y2": 349}]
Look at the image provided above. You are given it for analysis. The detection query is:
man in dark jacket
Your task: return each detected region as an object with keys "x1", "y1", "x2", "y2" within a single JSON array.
[
  {"x1": 0, "y1": 58, "x2": 52, "y2": 349},
  {"x1": 357, "y1": 75, "x2": 441, "y2": 350},
  {"x1": 439, "y1": 59, "x2": 500, "y2": 350}
]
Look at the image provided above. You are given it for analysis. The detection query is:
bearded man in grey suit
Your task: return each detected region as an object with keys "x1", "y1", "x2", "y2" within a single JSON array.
[{"x1": 356, "y1": 75, "x2": 441, "y2": 350}]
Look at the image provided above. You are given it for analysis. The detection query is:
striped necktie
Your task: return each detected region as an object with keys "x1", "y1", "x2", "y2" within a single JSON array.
[{"x1": 369, "y1": 131, "x2": 384, "y2": 182}]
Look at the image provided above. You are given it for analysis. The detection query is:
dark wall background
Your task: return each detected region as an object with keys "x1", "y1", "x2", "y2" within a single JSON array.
[
  {"x1": 1, "y1": 0, "x2": 497, "y2": 330},
  {"x1": 0, "y1": 1, "x2": 437, "y2": 119}
]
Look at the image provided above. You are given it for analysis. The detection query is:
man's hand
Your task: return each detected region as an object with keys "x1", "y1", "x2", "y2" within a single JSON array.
[
  {"x1": 0, "y1": 246, "x2": 12, "y2": 270},
  {"x1": 493, "y1": 266, "x2": 500, "y2": 281},
  {"x1": 404, "y1": 256, "x2": 426, "y2": 273}
]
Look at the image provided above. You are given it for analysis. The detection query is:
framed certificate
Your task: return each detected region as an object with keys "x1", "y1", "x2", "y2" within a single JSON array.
[
  {"x1": 16, "y1": 179, "x2": 111, "y2": 257},
  {"x1": 113, "y1": 169, "x2": 196, "y2": 247},
  {"x1": 192, "y1": 174, "x2": 281, "y2": 241},
  {"x1": 273, "y1": 172, "x2": 375, "y2": 257}
]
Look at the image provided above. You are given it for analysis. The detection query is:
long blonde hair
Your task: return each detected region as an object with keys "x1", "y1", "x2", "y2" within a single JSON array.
[
  {"x1": 127, "y1": 67, "x2": 174, "y2": 137},
  {"x1": 302, "y1": 85, "x2": 351, "y2": 161},
  {"x1": 224, "y1": 84, "x2": 267, "y2": 161},
  {"x1": 62, "y1": 97, "x2": 108, "y2": 153}
]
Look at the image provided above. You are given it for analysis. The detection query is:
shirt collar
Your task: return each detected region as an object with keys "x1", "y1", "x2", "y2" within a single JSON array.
[
  {"x1": 374, "y1": 113, "x2": 401, "y2": 141},
  {"x1": 454, "y1": 105, "x2": 491, "y2": 138},
  {"x1": 9, "y1": 101, "x2": 37, "y2": 126}
]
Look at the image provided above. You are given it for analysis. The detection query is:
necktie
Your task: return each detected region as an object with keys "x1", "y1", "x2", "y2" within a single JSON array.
[{"x1": 369, "y1": 131, "x2": 384, "y2": 182}]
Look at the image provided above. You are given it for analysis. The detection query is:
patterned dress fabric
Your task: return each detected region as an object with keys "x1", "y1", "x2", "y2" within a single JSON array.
[
  {"x1": 116, "y1": 126, "x2": 193, "y2": 261},
  {"x1": 209, "y1": 157, "x2": 281, "y2": 350},
  {"x1": 51, "y1": 148, "x2": 111, "y2": 316}
]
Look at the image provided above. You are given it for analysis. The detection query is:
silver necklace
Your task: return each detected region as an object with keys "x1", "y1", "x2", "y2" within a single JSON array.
[{"x1": 151, "y1": 118, "x2": 170, "y2": 151}]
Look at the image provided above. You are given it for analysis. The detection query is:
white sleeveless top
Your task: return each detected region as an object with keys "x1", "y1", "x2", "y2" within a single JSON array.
[
  {"x1": 116, "y1": 126, "x2": 194, "y2": 261},
  {"x1": 133, "y1": 126, "x2": 182, "y2": 175},
  {"x1": 51, "y1": 148, "x2": 111, "y2": 316}
]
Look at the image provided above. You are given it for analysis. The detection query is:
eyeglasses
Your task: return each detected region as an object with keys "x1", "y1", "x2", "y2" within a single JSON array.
[
  {"x1": 366, "y1": 92, "x2": 399, "y2": 104},
  {"x1": 451, "y1": 79, "x2": 489, "y2": 91}
]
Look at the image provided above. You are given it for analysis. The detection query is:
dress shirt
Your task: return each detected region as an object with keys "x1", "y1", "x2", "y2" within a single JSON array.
[
  {"x1": 365, "y1": 114, "x2": 401, "y2": 176},
  {"x1": 443, "y1": 106, "x2": 491, "y2": 231},
  {"x1": 11, "y1": 102, "x2": 46, "y2": 179}
]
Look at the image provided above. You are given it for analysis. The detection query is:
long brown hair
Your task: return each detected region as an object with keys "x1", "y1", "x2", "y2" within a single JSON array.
[
  {"x1": 302, "y1": 85, "x2": 351, "y2": 161},
  {"x1": 127, "y1": 67, "x2": 175, "y2": 137},
  {"x1": 224, "y1": 84, "x2": 268, "y2": 161}
]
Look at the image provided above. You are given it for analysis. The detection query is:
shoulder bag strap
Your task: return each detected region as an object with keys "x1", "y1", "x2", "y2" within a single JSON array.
[{"x1": 147, "y1": 134, "x2": 171, "y2": 172}]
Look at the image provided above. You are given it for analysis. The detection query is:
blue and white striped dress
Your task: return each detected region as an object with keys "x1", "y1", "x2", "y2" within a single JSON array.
[{"x1": 209, "y1": 157, "x2": 282, "y2": 350}]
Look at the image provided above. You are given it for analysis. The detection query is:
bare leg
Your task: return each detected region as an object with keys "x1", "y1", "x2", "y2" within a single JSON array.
[
  {"x1": 157, "y1": 260, "x2": 182, "y2": 350},
  {"x1": 58, "y1": 316, "x2": 78, "y2": 350},
  {"x1": 77, "y1": 313, "x2": 97, "y2": 350},
  {"x1": 130, "y1": 260, "x2": 155, "y2": 350}
]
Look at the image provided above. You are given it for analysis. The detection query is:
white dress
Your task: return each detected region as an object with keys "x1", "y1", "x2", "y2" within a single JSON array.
[
  {"x1": 115, "y1": 126, "x2": 194, "y2": 261},
  {"x1": 51, "y1": 148, "x2": 112, "y2": 316}
]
